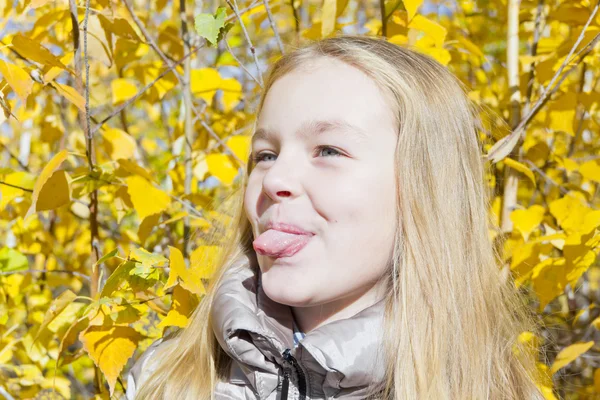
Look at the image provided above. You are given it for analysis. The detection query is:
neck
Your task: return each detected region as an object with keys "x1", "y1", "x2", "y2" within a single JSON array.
[{"x1": 291, "y1": 279, "x2": 388, "y2": 333}]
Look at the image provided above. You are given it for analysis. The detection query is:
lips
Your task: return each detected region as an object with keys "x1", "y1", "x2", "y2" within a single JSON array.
[
  {"x1": 265, "y1": 221, "x2": 313, "y2": 235},
  {"x1": 253, "y1": 226, "x2": 314, "y2": 258}
]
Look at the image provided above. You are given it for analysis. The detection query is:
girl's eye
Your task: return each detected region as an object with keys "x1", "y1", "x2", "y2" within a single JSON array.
[{"x1": 251, "y1": 146, "x2": 343, "y2": 163}]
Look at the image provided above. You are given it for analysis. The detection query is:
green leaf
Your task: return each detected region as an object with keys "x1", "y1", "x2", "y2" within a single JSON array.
[
  {"x1": 194, "y1": 7, "x2": 227, "y2": 47},
  {"x1": 95, "y1": 248, "x2": 119, "y2": 268},
  {"x1": 129, "y1": 264, "x2": 160, "y2": 280},
  {"x1": 0, "y1": 247, "x2": 28, "y2": 272},
  {"x1": 101, "y1": 261, "x2": 136, "y2": 297},
  {"x1": 129, "y1": 247, "x2": 167, "y2": 267}
]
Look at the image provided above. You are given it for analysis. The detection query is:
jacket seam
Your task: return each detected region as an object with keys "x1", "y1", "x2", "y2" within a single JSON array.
[{"x1": 225, "y1": 334, "x2": 264, "y2": 398}]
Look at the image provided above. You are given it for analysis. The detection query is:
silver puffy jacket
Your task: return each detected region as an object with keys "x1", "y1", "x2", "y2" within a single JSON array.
[{"x1": 125, "y1": 260, "x2": 387, "y2": 399}]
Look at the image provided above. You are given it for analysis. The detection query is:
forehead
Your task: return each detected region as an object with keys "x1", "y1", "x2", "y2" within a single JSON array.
[
  {"x1": 254, "y1": 57, "x2": 395, "y2": 144},
  {"x1": 252, "y1": 118, "x2": 368, "y2": 146}
]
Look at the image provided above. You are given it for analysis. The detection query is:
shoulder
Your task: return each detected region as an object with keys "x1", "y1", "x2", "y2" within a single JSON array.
[{"x1": 124, "y1": 337, "x2": 168, "y2": 400}]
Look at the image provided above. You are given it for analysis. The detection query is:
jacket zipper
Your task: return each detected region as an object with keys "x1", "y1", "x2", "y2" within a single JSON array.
[{"x1": 281, "y1": 348, "x2": 306, "y2": 400}]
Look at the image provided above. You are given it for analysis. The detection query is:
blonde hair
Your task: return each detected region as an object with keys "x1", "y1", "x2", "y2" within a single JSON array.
[{"x1": 134, "y1": 34, "x2": 547, "y2": 400}]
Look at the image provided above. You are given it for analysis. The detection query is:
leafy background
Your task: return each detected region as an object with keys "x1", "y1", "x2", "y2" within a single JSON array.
[{"x1": 0, "y1": 0, "x2": 599, "y2": 398}]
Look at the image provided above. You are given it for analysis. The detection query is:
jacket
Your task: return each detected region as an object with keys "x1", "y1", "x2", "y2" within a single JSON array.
[{"x1": 125, "y1": 261, "x2": 387, "y2": 399}]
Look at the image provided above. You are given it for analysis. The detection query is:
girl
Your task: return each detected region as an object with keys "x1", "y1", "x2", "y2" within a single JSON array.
[{"x1": 125, "y1": 35, "x2": 546, "y2": 399}]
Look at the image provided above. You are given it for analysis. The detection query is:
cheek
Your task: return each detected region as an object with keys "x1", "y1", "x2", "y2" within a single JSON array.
[
  {"x1": 328, "y1": 176, "x2": 396, "y2": 244},
  {"x1": 243, "y1": 179, "x2": 261, "y2": 224}
]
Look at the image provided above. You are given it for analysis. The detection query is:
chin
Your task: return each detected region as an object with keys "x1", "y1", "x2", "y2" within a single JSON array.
[{"x1": 261, "y1": 272, "x2": 316, "y2": 307}]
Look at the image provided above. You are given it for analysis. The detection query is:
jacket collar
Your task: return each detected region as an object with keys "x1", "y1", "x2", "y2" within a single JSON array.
[{"x1": 210, "y1": 257, "x2": 387, "y2": 397}]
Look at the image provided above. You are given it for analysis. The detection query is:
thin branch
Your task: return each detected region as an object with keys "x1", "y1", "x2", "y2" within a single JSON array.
[
  {"x1": 0, "y1": 386, "x2": 16, "y2": 400},
  {"x1": 73, "y1": 0, "x2": 103, "y2": 392},
  {"x1": 180, "y1": 0, "x2": 194, "y2": 258},
  {"x1": 225, "y1": 0, "x2": 264, "y2": 86},
  {"x1": 224, "y1": 36, "x2": 262, "y2": 88},
  {"x1": 0, "y1": 142, "x2": 30, "y2": 171},
  {"x1": 379, "y1": 0, "x2": 387, "y2": 37},
  {"x1": 118, "y1": 0, "x2": 245, "y2": 169},
  {"x1": 289, "y1": 0, "x2": 301, "y2": 42},
  {"x1": 524, "y1": 159, "x2": 596, "y2": 209},
  {"x1": 523, "y1": 0, "x2": 545, "y2": 114},
  {"x1": 262, "y1": 0, "x2": 285, "y2": 54},
  {"x1": 0, "y1": 181, "x2": 33, "y2": 192},
  {"x1": 167, "y1": 193, "x2": 204, "y2": 219},
  {"x1": 91, "y1": 59, "x2": 184, "y2": 134},
  {"x1": 528, "y1": 33, "x2": 600, "y2": 119},
  {"x1": 486, "y1": 15, "x2": 600, "y2": 163},
  {"x1": 538, "y1": 0, "x2": 600, "y2": 100}
]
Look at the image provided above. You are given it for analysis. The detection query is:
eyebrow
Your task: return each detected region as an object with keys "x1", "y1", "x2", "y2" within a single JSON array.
[{"x1": 251, "y1": 119, "x2": 368, "y2": 145}]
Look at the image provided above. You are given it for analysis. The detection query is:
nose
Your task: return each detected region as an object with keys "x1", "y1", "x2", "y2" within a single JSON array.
[{"x1": 260, "y1": 150, "x2": 302, "y2": 202}]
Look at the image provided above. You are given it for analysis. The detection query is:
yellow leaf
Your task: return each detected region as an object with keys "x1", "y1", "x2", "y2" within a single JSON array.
[
  {"x1": 126, "y1": 175, "x2": 170, "y2": 220},
  {"x1": 403, "y1": 0, "x2": 424, "y2": 21},
  {"x1": 98, "y1": 15, "x2": 142, "y2": 42},
  {"x1": 549, "y1": 193, "x2": 600, "y2": 235},
  {"x1": 580, "y1": 160, "x2": 600, "y2": 183},
  {"x1": 511, "y1": 240, "x2": 545, "y2": 287},
  {"x1": 50, "y1": 82, "x2": 85, "y2": 112},
  {"x1": 0, "y1": 60, "x2": 34, "y2": 102},
  {"x1": 101, "y1": 128, "x2": 137, "y2": 160},
  {"x1": 511, "y1": 205, "x2": 545, "y2": 241},
  {"x1": 532, "y1": 257, "x2": 567, "y2": 311},
  {"x1": 408, "y1": 15, "x2": 447, "y2": 48},
  {"x1": 25, "y1": 149, "x2": 70, "y2": 219},
  {"x1": 550, "y1": 341, "x2": 594, "y2": 375},
  {"x1": 161, "y1": 211, "x2": 188, "y2": 226},
  {"x1": 517, "y1": 331, "x2": 540, "y2": 353},
  {"x1": 364, "y1": 19, "x2": 382, "y2": 36},
  {"x1": 111, "y1": 78, "x2": 138, "y2": 105},
  {"x1": 40, "y1": 376, "x2": 71, "y2": 399},
  {"x1": 548, "y1": 3, "x2": 591, "y2": 25},
  {"x1": 455, "y1": 35, "x2": 485, "y2": 58},
  {"x1": 79, "y1": 325, "x2": 143, "y2": 396},
  {"x1": 130, "y1": 248, "x2": 167, "y2": 269},
  {"x1": 47, "y1": 302, "x2": 86, "y2": 333},
  {"x1": 388, "y1": 34, "x2": 408, "y2": 45},
  {"x1": 564, "y1": 231, "x2": 598, "y2": 287},
  {"x1": 36, "y1": 170, "x2": 71, "y2": 212},
  {"x1": 226, "y1": 135, "x2": 251, "y2": 162},
  {"x1": 503, "y1": 157, "x2": 537, "y2": 188},
  {"x1": 138, "y1": 213, "x2": 160, "y2": 246},
  {"x1": 206, "y1": 153, "x2": 239, "y2": 185},
  {"x1": 220, "y1": 77, "x2": 243, "y2": 112},
  {"x1": 165, "y1": 245, "x2": 205, "y2": 295},
  {"x1": 321, "y1": 0, "x2": 337, "y2": 37},
  {"x1": 34, "y1": 289, "x2": 77, "y2": 345},
  {"x1": 592, "y1": 316, "x2": 600, "y2": 330},
  {"x1": 0, "y1": 171, "x2": 35, "y2": 209},
  {"x1": 190, "y1": 68, "x2": 221, "y2": 105},
  {"x1": 414, "y1": 43, "x2": 451, "y2": 66},
  {"x1": 140, "y1": 61, "x2": 177, "y2": 99},
  {"x1": 44, "y1": 53, "x2": 74, "y2": 83},
  {"x1": 157, "y1": 285, "x2": 198, "y2": 328},
  {"x1": 117, "y1": 159, "x2": 155, "y2": 182},
  {"x1": 193, "y1": 157, "x2": 209, "y2": 181},
  {"x1": 548, "y1": 92, "x2": 578, "y2": 135},
  {"x1": 11, "y1": 34, "x2": 69, "y2": 71},
  {"x1": 190, "y1": 245, "x2": 221, "y2": 280}
]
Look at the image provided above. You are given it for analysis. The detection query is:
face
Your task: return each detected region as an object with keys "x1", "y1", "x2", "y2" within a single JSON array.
[{"x1": 244, "y1": 56, "x2": 398, "y2": 307}]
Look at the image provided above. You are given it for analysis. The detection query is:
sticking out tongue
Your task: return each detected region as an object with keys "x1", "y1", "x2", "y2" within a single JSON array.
[{"x1": 253, "y1": 229, "x2": 312, "y2": 258}]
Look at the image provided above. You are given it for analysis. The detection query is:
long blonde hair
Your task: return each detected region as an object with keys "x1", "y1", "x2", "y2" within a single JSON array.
[{"x1": 134, "y1": 34, "x2": 547, "y2": 400}]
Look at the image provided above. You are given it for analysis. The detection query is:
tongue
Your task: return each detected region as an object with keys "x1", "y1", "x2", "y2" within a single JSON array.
[{"x1": 253, "y1": 229, "x2": 312, "y2": 257}]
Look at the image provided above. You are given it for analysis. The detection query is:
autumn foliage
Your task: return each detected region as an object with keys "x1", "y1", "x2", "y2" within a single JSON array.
[{"x1": 0, "y1": 0, "x2": 599, "y2": 398}]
